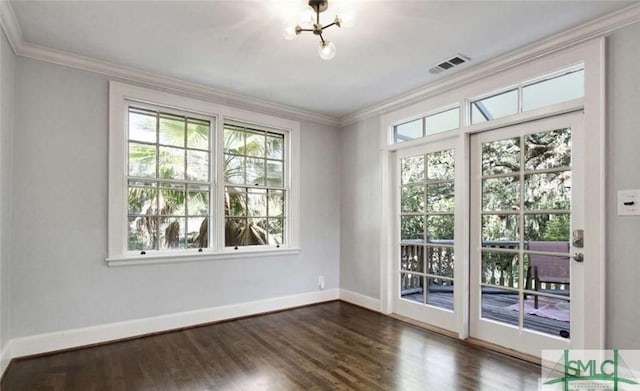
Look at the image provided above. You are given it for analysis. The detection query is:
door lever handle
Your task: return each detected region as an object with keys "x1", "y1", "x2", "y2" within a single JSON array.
[{"x1": 573, "y1": 252, "x2": 584, "y2": 263}]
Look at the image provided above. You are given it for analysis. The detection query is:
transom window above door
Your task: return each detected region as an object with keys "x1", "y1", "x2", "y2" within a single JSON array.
[
  {"x1": 470, "y1": 67, "x2": 584, "y2": 125},
  {"x1": 394, "y1": 107, "x2": 460, "y2": 143}
]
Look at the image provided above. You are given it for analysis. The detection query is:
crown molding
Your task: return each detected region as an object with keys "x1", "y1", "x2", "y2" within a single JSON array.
[
  {"x1": 16, "y1": 42, "x2": 340, "y2": 126},
  {"x1": 339, "y1": 2, "x2": 640, "y2": 127},
  {"x1": 3, "y1": 0, "x2": 640, "y2": 129},
  {"x1": 0, "y1": 0, "x2": 22, "y2": 53},
  {"x1": 0, "y1": 1, "x2": 339, "y2": 128}
]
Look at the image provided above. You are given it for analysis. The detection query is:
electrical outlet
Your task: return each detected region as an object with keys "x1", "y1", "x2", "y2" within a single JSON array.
[{"x1": 318, "y1": 275, "x2": 325, "y2": 290}]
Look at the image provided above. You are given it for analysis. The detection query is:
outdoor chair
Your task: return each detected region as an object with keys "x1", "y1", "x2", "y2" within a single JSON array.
[{"x1": 526, "y1": 241, "x2": 570, "y2": 309}]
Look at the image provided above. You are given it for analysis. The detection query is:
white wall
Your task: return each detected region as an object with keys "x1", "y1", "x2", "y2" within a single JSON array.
[
  {"x1": 605, "y1": 22, "x2": 640, "y2": 349},
  {"x1": 0, "y1": 28, "x2": 15, "y2": 354},
  {"x1": 9, "y1": 56, "x2": 340, "y2": 338},
  {"x1": 340, "y1": 116, "x2": 380, "y2": 299}
]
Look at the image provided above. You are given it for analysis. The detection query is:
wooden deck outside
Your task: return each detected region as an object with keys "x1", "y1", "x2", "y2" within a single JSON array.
[{"x1": 401, "y1": 289, "x2": 570, "y2": 338}]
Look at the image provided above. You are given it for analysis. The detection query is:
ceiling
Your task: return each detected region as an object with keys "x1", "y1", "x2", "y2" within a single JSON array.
[{"x1": 9, "y1": 0, "x2": 634, "y2": 118}]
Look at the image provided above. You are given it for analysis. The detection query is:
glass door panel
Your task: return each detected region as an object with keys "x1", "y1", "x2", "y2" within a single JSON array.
[
  {"x1": 394, "y1": 141, "x2": 457, "y2": 331},
  {"x1": 470, "y1": 114, "x2": 583, "y2": 357}
]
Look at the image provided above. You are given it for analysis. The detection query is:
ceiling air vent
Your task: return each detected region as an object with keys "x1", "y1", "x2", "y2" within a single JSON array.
[{"x1": 428, "y1": 54, "x2": 470, "y2": 75}]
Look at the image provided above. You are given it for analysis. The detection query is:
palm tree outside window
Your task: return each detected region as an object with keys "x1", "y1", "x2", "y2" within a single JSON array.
[
  {"x1": 223, "y1": 123, "x2": 286, "y2": 247},
  {"x1": 127, "y1": 106, "x2": 212, "y2": 252},
  {"x1": 126, "y1": 106, "x2": 288, "y2": 253}
]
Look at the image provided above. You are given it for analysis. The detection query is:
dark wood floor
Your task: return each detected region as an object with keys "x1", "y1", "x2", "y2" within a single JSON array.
[{"x1": 1, "y1": 301, "x2": 541, "y2": 391}]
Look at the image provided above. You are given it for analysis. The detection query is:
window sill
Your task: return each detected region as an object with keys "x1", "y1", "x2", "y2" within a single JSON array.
[{"x1": 105, "y1": 247, "x2": 302, "y2": 267}]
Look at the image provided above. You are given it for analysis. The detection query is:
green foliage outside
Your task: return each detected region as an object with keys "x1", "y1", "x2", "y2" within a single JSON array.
[
  {"x1": 223, "y1": 125, "x2": 285, "y2": 247},
  {"x1": 400, "y1": 128, "x2": 572, "y2": 289},
  {"x1": 127, "y1": 109, "x2": 286, "y2": 251},
  {"x1": 128, "y1": 110, "x2": 210, "y2": 251}
]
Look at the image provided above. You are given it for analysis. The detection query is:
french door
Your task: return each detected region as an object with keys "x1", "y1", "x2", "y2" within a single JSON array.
[
  {"x1": 393, "y1": 139, "x2": 458, "y2": 332},
  {"x1": 469, "y1": 113, "x2": 585, "y2": 356}
]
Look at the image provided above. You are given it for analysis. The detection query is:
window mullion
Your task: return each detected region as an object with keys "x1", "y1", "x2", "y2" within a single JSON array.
[
  {"x1": 264, "y1": 132, "x2": 270, "y2": 244},
  {"x1": 155, "y1": 111, "x2": 160, "y2": 251},
  {"x1": 266, "y1": 188, "x2": 270, "y2": 244},
  {"x1": 184, "y1": 117, "x2": 189, "y2": 247},
  {"x1": 517, "y1": 85, "x2": 524, "y2": 114},
  {"x1": 215, "y1": 117, "x2": 224, "y2": 252},
  {"x1": 422, "y1": 117, "x2": 427, "y2": 138}
]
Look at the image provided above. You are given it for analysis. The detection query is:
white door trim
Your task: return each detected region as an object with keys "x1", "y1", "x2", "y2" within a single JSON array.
[
  {"x1": 581, "y1": 38, "x2": 606, "y2": 350},
  {"x1": 379, "y1": 38, "x2": 605, "y2": 348}
]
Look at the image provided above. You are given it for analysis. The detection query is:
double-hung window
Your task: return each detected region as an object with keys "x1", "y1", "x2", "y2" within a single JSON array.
[
  {"x1": 108, "y1": 82, "x2": 300, "y2": 265},
  {"x1": 127, "y1": 106, "x2": 213, "y2": 253},
  {"x1": 223, "y1": 123, "x2": 287, "y2": 248}
]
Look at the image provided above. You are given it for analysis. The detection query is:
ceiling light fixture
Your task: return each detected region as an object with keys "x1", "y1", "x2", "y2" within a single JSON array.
[{"x1": 283, "y1": 0, "x2": 356, "y2": 61}]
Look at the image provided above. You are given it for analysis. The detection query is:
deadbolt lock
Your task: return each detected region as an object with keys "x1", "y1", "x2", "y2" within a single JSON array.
[{"x1": 572, "y1": 229, "x2": 584, "y2": 248}]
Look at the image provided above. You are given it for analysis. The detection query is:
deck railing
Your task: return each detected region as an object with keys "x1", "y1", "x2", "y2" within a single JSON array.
[
  {"x1": 400, "y1": 240, "x2": 456, "y2": 293},
  {"x1": 400, "y1": 240, "x2": 538, "y2": 293},
  {"x1": 480, "y1": 240, "x2": 521, "y2": 289}
]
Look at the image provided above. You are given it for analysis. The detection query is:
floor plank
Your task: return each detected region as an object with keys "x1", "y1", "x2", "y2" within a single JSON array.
[{"x1": 1, "y1": 301, "x2": 541, "y2": 390}]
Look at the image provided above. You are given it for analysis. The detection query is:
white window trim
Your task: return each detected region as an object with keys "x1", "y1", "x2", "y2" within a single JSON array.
[
  {"x1": 389, "y1": 103, "x2": 461, "y2": 145},
  {"x1": 107, "y1": 81, "x2": 301, "y2": 266}
]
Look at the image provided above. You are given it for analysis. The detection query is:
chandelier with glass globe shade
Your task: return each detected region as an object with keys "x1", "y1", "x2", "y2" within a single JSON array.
[{"x1": 283, "y1": 0, "x2": 356, "y2": 61}]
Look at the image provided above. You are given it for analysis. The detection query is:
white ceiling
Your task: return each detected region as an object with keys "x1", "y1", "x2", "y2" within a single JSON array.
[{"x1": 10, "y1": 0, "x2": 634, "y2": 118}]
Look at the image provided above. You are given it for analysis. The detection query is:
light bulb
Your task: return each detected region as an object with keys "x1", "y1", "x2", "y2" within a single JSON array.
[
  {"x1": 283, "y1": 25, "x2": 298, "y2": 40},
  {"x1": 338, "y1": 9, "x2": 357, "y2": 28},
  {"x1": 318, "y1": 41, "x2": 336, "y2": 61},
  {"x1": 333, "y1": 0, "x2": 357, "y2": 28},
  {"x1": 300, "y1": 5, "x2": 315, "y2": 25}
]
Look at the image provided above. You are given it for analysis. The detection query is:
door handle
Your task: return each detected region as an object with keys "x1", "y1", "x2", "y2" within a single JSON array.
[{"x1": 573, "y1": 252, "x2": 584, "y2": 263}]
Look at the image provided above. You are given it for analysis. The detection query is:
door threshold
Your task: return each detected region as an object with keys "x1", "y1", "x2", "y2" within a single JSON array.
[
  {"x1": 465, "y1": 337, "x2": 541, "y2": 365},
  {"x1": 390, "y1": 313, "x2": 541, "y2": 365},
  {"x1": 389, "y1": 313, "x2": 458, "y2": 339}
]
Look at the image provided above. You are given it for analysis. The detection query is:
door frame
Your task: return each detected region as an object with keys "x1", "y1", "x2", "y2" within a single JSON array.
[{"x1": 378, "y1": 38, "x2": 605, "y2": 352}]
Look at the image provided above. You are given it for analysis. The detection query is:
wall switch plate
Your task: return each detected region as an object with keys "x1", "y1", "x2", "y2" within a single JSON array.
[{"x1": 618, "y1": 190, "x2": 640, "y2": 215}]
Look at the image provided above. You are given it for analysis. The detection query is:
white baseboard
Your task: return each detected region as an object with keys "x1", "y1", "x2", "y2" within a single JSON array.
[
  {"x1": 339, "y1": 289, "x2": 380, "y2": 312},
  {"x1": 6, "y1": 288, "x2": 339, "y2": 364},
  {"x1": 0, "y1": 342, "x2": 11, "y2": 378}
]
